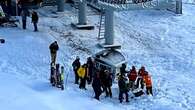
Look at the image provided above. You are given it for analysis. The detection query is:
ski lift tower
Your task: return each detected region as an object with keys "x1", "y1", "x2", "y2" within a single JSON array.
[
  {"x1": 72, "y1": 0, "x2": 94, "y2": 30},
  {"x1": 95, "y1": 0, "x2": 182, "y2": 48},
  {"x1": 57, "y1": 0, "x2": 65, "y2": 12}
]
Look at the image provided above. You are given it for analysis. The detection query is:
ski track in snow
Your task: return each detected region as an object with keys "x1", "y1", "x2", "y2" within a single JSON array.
[{"x1": 0, "y1": 4, "x2": 195, "y2": 110}]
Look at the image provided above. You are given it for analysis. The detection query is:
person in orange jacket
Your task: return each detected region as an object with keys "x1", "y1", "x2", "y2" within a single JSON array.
[
  {"x1": 143, "y1": 72, "x2": 153, "y2": 96},
  {"x1": 128, "y1": 66, "x2": 137, "y2": 82},
  {"x1": 128, "y1": 66, "x2": 137, "y2": 89},
  {"x1": 138, "y1": 66, "x2": 146, "y2": 77}
]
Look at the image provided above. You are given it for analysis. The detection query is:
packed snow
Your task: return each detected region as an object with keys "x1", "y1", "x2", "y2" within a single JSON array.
[{"x1": 0, "y1": 3, "x2": 195, "y2": 110}]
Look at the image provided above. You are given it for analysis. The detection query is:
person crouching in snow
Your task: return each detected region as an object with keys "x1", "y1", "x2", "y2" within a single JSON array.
[
  {"x1": 92, "y1": 70, "x2": 102, "y2": 100},
  {"x1": 118, "y1": 74, "x2": 129, "y2": 103},
  {"x1": 143, "y1": 72, "x2": 153, "y2": 96},
  {"x1": 31, "y1": 11, "x2": 39, "y2": 32},
  {"x1": 77, "y1": 64, "x2": 87, "y2": 89}
]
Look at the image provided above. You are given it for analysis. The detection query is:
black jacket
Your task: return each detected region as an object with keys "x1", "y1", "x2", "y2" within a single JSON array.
[
  {"x1": 32, "y1": 12, "x2": 38, "y2": 23},
  {"x1": 118, "y1": 77, "x2": 128, "y2": 92},
  {"x1": 49, "y1": 42, "x2": 59, "y2": 53},
  {"x1": 120, "y1": 66, "x2": 128, "y2": 75},
  {"x1": 92, "y1": 75, "x2": 102, "y2": 94},
  {"x1": 72, "y1": 59, "x2": 81, "y2": 71}
]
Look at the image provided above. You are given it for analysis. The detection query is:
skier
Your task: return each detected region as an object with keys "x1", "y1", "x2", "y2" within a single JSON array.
[
  {"x1": 120, "y1": 63, "x2": 129, "y2": 75},
  {"x1": 128, "y1": 66, "x2": 137, "y2": 89},
  {"x1": 86, "y1": 57, "x2": 94, "y2": 84},
  {"x1": 59, "y1": 66, "x2": 65, "y2": 90},
  {"x1": 92, "y1": 70, "x2": 102, "y2": 100},
  {"x1": 50, "y1": 63, "x2": 56, "y2": 86},
  {"x1": 21, "y1": 9, "x2": 28, "y2": 29},
  {"x1": 31, "y1": 11, "x2": 39, "y2": 32},
  {"x1": 49, "y1": 41, "x2": 59, "y2": 64},
  {"x1": 72, "y1": 56, "x2": 81, "y2": 84},
  {"x1": 118, "y1": 73, "x2": 129, "y2": 103},
  {"x1": 77, "y1": 64, "x2": 87, "y2": 89},
  {"x1": 56, "y1": 64, "x2": 61, "y2": 86},
  {"x1": 143, "y1": 72, "x2": 153, "y2": 96}
]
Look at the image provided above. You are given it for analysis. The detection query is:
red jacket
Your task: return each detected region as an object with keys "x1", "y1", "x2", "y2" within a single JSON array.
[
  {"x1": 143, "y1": 75, "x2": 152, "y2": 87},
  {"x1": 128, "y1": 69, "x2": 137, "y2": 81}
]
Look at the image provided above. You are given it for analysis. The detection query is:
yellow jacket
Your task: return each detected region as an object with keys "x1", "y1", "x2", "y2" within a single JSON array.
[{"x1": 77, "y1": 67, "x2": 86, "y2": 78}]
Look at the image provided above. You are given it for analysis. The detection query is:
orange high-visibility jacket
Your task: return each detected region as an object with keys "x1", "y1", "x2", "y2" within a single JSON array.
[{"x1": 143, "y1": 75, "x2": 152, "y2": 87}]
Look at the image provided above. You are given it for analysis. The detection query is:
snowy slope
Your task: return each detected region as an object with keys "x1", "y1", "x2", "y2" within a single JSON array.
[{"x1": 0, "y1": 3, "x2": 195, "y2": 110}]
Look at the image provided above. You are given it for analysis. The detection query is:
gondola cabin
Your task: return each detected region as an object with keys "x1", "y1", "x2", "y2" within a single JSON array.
[{"x1": 93, "y1": 49, "x2": 126, "y2": 80}]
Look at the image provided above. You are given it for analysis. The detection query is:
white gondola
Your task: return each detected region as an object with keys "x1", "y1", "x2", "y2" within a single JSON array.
[{"x1": 93, "y1": 49, "x2": 126, "y2": 80}]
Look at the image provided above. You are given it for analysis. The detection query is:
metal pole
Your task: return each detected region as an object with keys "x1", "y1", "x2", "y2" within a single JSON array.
[
  {"x1": 16, "y1": 0, "x2": 18, "y2": 16},
  {"x1": 78, "y1": 1, "x2": 87, "y2": 25},
  {"x1": 57, "y1": 0, "x2": 64, "y2": 12},
  {"x1": 105, "y1": 9, "x2": 114, "y2": 45},
  {"x1": 176, "y1": 0, "x2": 182, "y2": 14}
]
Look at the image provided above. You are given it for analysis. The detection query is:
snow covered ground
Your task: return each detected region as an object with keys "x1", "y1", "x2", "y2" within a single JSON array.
[{"x1": 0, "y1": 3, "x2": 195, "y2": 110}]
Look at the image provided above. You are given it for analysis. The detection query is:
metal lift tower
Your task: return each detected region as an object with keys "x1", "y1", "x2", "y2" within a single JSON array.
[
  {"x1": 94, "y1": 0, "x2": 182, "y2": 48},
  {"x1": 72, "y1": 0, "x2": 94, "y2": 29}
]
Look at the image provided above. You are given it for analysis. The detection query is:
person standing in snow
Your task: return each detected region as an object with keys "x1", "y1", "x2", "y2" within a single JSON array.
[
  {"x1": 56, "y1": 64, "x2": 60, "y2": 86},
  {"x1": 59, "y1": 66, "x2": 64, "y2": 90},
  {"x1": 72, "y1": 56, "x2": 81, "y2": 84},
  {"x1": 31, "y1": 11, "x2": 39, "y2": 32},
  {"x1": 50, "y1": 63, "x2": 56, "y2": 86},
  {"x1": 86, "y1": 57, "x2": 94, "y2": 84},
  {"x1": 21, "y1": 9, "x2": 28, "y2": 29},
  {"x1": 49, "y1": 41, "x2": 59, "y2": 64},
  {"x1": 137, "y1": 66, "x2": 147, "y2": 89},
  {"x1": 77, "y1": 64, "x2": 87, "y2": 89},
  {"x1": 118, "y1": 73, "x2": 129, "y2": 103},
  {"x1": 92, "y1": 70, "x2": 102, "y2": 100},
  {"x1": 143, "y1": 72, "x2": 153, "y2": 96},
  {"x1": 101, "y1": 70, "x2": 112, "y2": 98},
  {"x1": 120, "y1": 63, "x2": 129, "y2": 75},
  {"x1": 128, "y1": 66, "x2": 137, "y2": 89},
  {"x1": 103, "y1": 70, "x2": 112, "y2": 98}
]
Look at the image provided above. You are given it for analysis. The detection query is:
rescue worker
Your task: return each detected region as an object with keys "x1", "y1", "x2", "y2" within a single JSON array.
[
  {"x1": 120, "y1": 63, "x2": 129, "y2": 75},
  {"x1": 86, "y1": 57, "x2": 94, "y2": 84},
  {"x1": 138, "y1": 66, "x2": 146, "y2": 77},
  {"x1": 31, "y1": 11, "x2": 39, "y2": 32},
  {"x1": 133, "y1": 74, "x2": 144, "y2": 97},
  {"x1": 49, "y1": 41, "x2": 59, "y2": 64},
  {"x1": 128, "y1": 66, "x2": 137, "y2": 89},
  {"x1": 77, "y1": 64, "x2": 87, "y2": 89},
  {"x1": 72, "y1": 56, "x2": 81, "y2": 84},
  {"x1": 92, "y1": 70, "x2": 102, "y2": 100},
  {"x1": 118, "y1": 73, "x2": 129, "y2": 103},
  {"x1": 143, "y1": 72, "x2": 153, "y2": 96}
]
